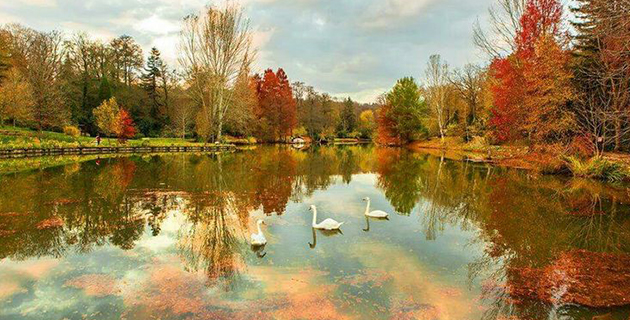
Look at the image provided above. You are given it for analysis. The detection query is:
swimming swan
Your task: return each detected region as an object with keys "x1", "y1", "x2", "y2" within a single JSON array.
[
  {"x1": 309, "y1": 205, "x2": 344, "y2": 230},
  {"x1": 363, "y1": 197, "x2": 389, "y2": 219},
  {"x1": 250, "y1": 219, "x2": 267, "y2": 246}
]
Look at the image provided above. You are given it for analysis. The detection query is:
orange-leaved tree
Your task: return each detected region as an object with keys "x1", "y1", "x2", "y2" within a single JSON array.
[
  {"x1": 488, "y1": 0, "x2": 573, "y2": 144},
  {"x1": 253, "y1": 68, "x2": 297, "y2": 142},
  {"x1": 116, "y1": 109, "x2": 136, "y2": 143},
  {"x1": 521, "y1": 35, "x2": 575, "y2": 143}
]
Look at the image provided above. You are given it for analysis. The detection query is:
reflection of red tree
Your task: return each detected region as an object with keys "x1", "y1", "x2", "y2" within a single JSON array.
[
  {"x1": 112, "y1": 158, "x2": 137, "y2": 190},
  {"x1": 375, "y1": 148, "x2": 400, "y2": 176},
  {"x1": 506, "y1": 250, "x2": 630, "y2": 308},
  {"x1": 253, "y1": 149, "x2": 297, "y2": 215}
]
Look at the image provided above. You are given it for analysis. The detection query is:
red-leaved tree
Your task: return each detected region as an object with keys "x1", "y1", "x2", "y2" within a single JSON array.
[
  {"x1": 117, "y1": 109, "x2": 136, "y2": 143},
  {"x1": 376, "y1": 103, "x2": 401, "y2": 145},
  {"x1": 254, "y1": 68, "x2": 297, "y2": 142},
  {"x1": 515, "y1": 0, "x2": 563, "y2": 58},
  {"x1": 488, "y1": 0, "x2": 571, "y2": 144},
  {"x1": 488, "y1": 56, "x2": 526, "y2": 142}
]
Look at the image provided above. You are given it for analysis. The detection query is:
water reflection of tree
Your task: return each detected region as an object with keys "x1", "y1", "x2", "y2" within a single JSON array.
[
  {"x1": 372, "y1": 147, "x2": 630, "y2": 317},
  {"x1": 376, "y1": 148, "x2": 426, "y2": 215},
  {"x1": 177, "y1": 194, "x2": 246, "y2": 288},
  {"x1": 3, "y1": 146, "x2": 630, "y2": 316},
  {"x1": 466, "y1": 173, "x2": 630, "y2": 319},
  {"x1": 0, "y1": 158, "x2": 150, "y2": 258},
  {"x1": 0, "y1": 146, "x2": 372, "y2": 261}
]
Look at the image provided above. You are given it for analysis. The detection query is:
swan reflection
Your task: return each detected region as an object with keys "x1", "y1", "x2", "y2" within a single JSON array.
[{"x1": 308, "y1": 227, "x2": 343, "y2": 249}]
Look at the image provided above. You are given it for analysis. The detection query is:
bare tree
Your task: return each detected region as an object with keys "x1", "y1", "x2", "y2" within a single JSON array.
[
  {"x1": 169, "y1": 88, "x2": 197, "y2": 139},
  {"x1": 8, "y1": 25, "x2": 68, "y2": 131},
  {"x1": 110, "y1": 35, "x2": 143, "y2": 86},
  {"x1": 473, "y1": 0, "x2": 526, "y2": 58},
  {"x1": 450, "y1": 64, "x2": 485, "y2": 140},
  {"x1": 178, "y1": 3, "x2": 255, "y2": 142},
  {"x1": 573, "y1": 0, "x2": 630, "y2": 153},
  {"x1": 425, "y1": 54, "x2": 450, "y2": 143}
]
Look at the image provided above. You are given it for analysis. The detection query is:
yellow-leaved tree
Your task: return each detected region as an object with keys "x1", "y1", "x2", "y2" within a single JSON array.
[{"x1": 94, "y1": 98, "x2": 120, "y2": 138}]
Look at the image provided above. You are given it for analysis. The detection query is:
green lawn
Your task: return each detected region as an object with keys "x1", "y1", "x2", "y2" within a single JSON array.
[{"x1": 0, "y1": 126, "x2": 218, "y2": 150}]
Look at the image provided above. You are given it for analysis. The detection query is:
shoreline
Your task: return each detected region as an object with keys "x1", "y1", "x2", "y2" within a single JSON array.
[{"x1": 0, "y1": 144, "x2": 236, "y2": 159}]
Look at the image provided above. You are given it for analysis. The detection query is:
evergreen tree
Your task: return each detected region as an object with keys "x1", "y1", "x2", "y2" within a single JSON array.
[
  {"x1": 141, "y1": 47, "x2": 165, "y2": 135},
  {"x1": 338, "y1": 97, "x2": 357, "y2": 136},
  {"x1": 378, "y1": 77, "x2": 428, "y2": 144},
  {"x1": 98, "y1": 75, "x2": 112, "y2": 103}
]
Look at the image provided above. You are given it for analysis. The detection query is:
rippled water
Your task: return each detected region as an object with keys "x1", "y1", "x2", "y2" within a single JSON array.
[{"x1": 1, "y1": 145, "x2": 629, "y2": 320}]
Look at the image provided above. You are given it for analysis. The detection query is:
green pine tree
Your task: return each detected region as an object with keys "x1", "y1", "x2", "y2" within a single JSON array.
[
  {"x1": 338, "y1": 97, "x2": 357, "y2": 136},
  {"x1": 386, "y1": 77, "x2": 428, "y2": 143},
  {"x1": 141, "y1": 47, "x2": 165, "y2": 135},
  {"x1": 98, "y1": 75, "x2": 112, "y2": 103}
]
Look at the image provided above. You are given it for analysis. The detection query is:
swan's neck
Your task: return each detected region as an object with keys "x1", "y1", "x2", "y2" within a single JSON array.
[
  {"x1": 312, "y1": 208, "x2": 317, "y2": 227},
  {"x1": 257, "y1": 223, "x2": 263, "y2": 235},
  {"x1": 364, "y1": 200, "x2": 371, "y2": 215}
]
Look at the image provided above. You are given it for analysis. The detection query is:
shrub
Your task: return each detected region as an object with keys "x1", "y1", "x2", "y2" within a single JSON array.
[
  {"x1": 564, "y1": 156, "x2": 629, "y2": 182},
  {"x1": 63, "y1": 126, "x2": 81, "y2": 138}
]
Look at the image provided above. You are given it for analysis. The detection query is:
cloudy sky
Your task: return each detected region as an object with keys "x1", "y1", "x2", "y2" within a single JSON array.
[{"x1": 0, "y1": 0, "x2": 495, "y2": 103}]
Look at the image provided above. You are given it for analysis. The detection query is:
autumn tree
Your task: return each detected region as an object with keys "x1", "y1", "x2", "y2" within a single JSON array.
[
  {"x1": 169, "y1": 88, "x2": 197, "y2": 139},
  {"x1": 110, "y1": 35, "x2": 143, "y2": 86},
  {"x1": 253, "y1": 68, "x2": 297, "y2": 142},
  {"x1": 94, "y1": 97, "x2": 120, "y2": 137},
  {"x1": 572, "y1": 0, "x2": 630, "y2": 152},
  {"x1": 487, "y1": 0, "x2": 572, "y2": 144},
  {"x1": 377, "y1": 77, "x2": 427, "y2": 145},
  {"x1": 117, "y1": 109, "x2": 136, "y2": 142},
  {"x1": 179, "y1": 4, "x2": 255, "y2": 142},
  {"x1": 425, "y1": 55, "x2": 450, "y2": 142},
  {"x1": 521, "y1": 35, "x2": 575, "y2": 143},
  {"x1": 0, "y1": 30, "x2": 10, "y2": 85},
  {"x1": 224, "y1": 72, "x2": 257, "y2": 137},
  {"x1": 488, "y1": 56, "x2": 526, "y2": 142},
  {"x1": 0, "y1": 68, "x2": 34, "y2": 126},
  {"x1": 358, "y1": 110, "x2": 376, "y2": 139},
  {"x1": 8, "y1": 25, "x2": 69, "y2": 131},
  {"x1": 451, "y1": 64, "x2": 485, "y2": 126},
  {"x1": 473, "y1": 0, "x2": 527, "y2": 57}
]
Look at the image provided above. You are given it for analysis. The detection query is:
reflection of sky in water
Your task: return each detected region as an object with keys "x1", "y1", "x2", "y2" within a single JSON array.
[
  {"x1": 1, "y1": 147, "x2": 629, "y2": 320},
  {"x1": 0, "y1": 177, "x2": 485, "y2": 319}
]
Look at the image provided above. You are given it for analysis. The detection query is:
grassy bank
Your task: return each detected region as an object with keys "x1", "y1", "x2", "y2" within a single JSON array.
[
  {"x1": 0, "y1": 126, "x2": 235, "y2": 150},
  {"x1": 409, "y1": 137, "x2": 630, "y2": 182}
]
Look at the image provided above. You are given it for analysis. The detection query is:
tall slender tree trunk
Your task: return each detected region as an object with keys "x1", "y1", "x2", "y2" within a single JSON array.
[{"x1": 615, "y1": 118, "x2": 621, "y2": 151}]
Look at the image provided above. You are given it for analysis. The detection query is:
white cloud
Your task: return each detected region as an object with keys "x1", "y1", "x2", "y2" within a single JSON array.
[
  {"x1": 362, "y1": 0, "x2": 436, "y2": 29},
  {"x1": 333, "y1": 87, "x2": 387, "y2": 104},
  {"x1": 11, "y1": 0, "x2": 57, "y2": 7},
  {"x1": 134, "y1": 15, "x2": 180, "y2": 35},
  {"x1": 151, "y1": 35, "x2": 179, "y2": 65},
  {"x1": 60, "y1": 21, "x2": 116, "y2": 41},
  {"x1": 0, "y1": 11, "x2": 21, "y2": 24}
]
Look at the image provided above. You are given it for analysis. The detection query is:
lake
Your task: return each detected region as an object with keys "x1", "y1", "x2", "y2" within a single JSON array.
[{"x1": 1, "y1": 145, "x2": 629, "y2": 320}]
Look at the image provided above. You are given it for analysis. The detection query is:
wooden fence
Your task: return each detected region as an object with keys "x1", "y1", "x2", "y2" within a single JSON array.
[{"x1": 0, "y1": 145, "x2": 236, "y2": 159}]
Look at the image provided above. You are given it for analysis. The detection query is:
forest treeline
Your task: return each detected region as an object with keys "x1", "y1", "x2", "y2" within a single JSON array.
[
  {"x1": 378, "y1": 0, "x2": 630, "y2": 156},
  {"x1": 0, "y1": 5, "x2": 376, "y2": 143},
  {"x1": 0, "y1": 0, "x2": 628, "y2": 153}
]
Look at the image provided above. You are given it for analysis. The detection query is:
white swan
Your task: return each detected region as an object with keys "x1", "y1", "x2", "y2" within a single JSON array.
[
  {"x1": 250, "y1": 219, "x2": 267, "y2": 246},
  {"x1": 363, "y1": 197, "x2": 389, "y2": 218},
  {"x1": 310, "y1": 205, "x2": 344, "y2": 230}
]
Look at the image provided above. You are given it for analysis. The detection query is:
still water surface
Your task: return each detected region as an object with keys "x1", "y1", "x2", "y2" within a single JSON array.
[{"x1": 1, "y1": 146, "x2": 629, "y2": 320}]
